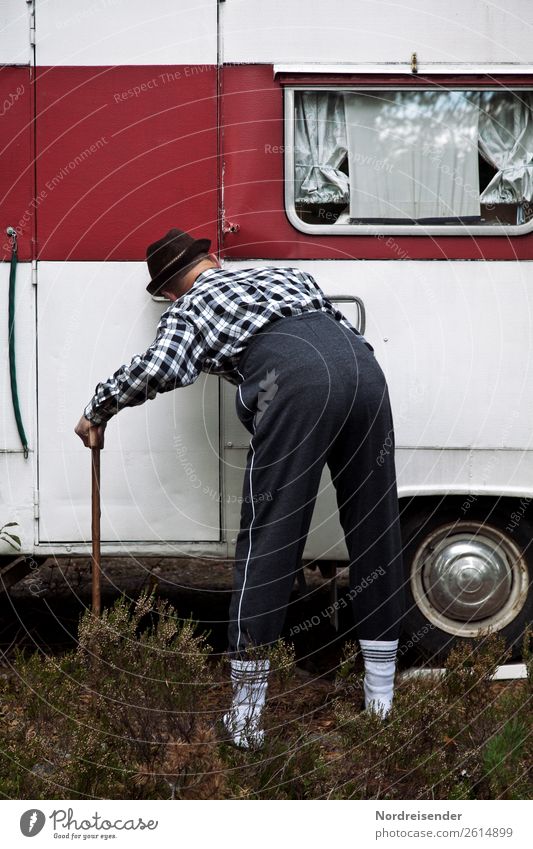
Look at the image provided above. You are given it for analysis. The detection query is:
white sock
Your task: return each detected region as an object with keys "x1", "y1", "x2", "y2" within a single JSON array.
[
  {"x1": 223, "y1": 659, "x2": 270, "y2": 749},
  {"x1": 359, "y1": 639, "x2": 398, "y2": 719}
]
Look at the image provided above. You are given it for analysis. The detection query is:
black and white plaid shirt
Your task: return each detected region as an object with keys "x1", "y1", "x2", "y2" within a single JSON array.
[{"x1": 84, "y1": 265, "x2": 359, "y2": 424}]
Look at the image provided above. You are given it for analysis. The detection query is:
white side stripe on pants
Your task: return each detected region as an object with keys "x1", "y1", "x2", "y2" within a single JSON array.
[
  {"x1": 236, "y1": 432, "x2": 257, "y2": 653},
  {"x1": 237, "y1": 368, "x2": 254, "y2": 412}
]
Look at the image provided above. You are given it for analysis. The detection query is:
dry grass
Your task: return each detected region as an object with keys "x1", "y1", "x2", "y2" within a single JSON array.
[{"x1": 0, "y1": 593, "x2": 531, "y2": 799}]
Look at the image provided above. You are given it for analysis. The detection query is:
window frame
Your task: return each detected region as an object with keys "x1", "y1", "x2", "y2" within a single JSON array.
[{"x1": 283, "y1": 85, "x2": 533, "y2": 237}]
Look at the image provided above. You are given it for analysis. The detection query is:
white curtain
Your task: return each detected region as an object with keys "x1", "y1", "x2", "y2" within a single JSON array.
[
  {"x1": 478, "y1": 91, "x2": 533, "y2": 218},
  {"x1": 343, "y1": 91, "x2": 480, "y2": 220},
  {"x1": 294, "y1": 92, "x2": 349, "y2": 205}
]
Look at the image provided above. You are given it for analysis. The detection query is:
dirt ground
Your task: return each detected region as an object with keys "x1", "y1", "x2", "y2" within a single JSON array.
[
  {"x1": 1, "y1": 556, "x2": 396, "y2": 670},
  {"x1": 1, "y1": 555, "x2": 525, "y2": 686}
]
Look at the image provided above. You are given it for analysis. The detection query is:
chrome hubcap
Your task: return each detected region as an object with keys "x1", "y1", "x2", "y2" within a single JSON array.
[{"x1": 411, "y1": 521, "x2": 529, "y2": 637}]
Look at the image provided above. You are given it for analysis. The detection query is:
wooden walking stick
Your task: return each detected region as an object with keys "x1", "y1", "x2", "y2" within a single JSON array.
[{"x1": 88, "y1": 426, "x2": 101, "y2": 616}]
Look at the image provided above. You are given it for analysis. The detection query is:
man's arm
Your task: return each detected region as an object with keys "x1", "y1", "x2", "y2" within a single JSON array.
[{"x1": 75, "y1": 309, "x2": 202, "y2": 442}]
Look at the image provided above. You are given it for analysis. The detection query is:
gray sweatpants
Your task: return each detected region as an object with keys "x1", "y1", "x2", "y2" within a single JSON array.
[{"x1": 227, "y1": 311, "x2": 405, "y2": 657}]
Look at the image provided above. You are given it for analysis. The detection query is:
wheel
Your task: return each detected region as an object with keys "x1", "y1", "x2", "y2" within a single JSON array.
[{"x1": 400, "y1": 500, "x2": 533, "y2": 661}]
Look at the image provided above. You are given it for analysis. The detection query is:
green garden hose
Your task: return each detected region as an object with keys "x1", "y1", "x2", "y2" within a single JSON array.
[{"x1": 6, "y1": 227, "x2": 29, "y2": 458}]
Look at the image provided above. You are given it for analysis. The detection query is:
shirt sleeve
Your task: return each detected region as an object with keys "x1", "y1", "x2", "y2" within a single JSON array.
[{"x1": 83, "y1": 308, "x2": 203, "y2": 425}]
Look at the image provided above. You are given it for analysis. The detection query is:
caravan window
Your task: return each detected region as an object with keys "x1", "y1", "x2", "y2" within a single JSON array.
[{"x1": 285, "y1": 88, "x2": 533, "y2": 235}]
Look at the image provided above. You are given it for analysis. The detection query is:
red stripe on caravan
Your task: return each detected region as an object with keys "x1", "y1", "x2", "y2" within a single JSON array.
[
  {"x1": 0, "y1": 67, "x2": 33, "y2": 262},
  {"x1": 36, "y1": 66, "x2": 218, "y2": 260},
  {"x1": 221, "y1": 65, "x2": 533, "y2": 261}
]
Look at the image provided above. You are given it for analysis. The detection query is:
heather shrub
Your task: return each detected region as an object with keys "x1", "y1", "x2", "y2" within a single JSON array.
[
  {"x1": 327, "y1": 632, "x2": 532, "y2": 799},
  {"x1": 0, "y1": 593, "x2": 227, "y2": 799},
  {"x1": 0, "y1": 600, "x2": 531, "y2": 800}
]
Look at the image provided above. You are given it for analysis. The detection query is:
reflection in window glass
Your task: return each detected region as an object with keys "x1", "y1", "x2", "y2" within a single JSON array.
[{"x1": 292, "y1": 90, "x2": 533, "y2": 228}]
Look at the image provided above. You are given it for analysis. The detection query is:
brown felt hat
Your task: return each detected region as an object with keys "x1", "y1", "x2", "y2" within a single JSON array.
[{"x1": 146, "y1": 228, "x2": 211, "y2": 295}]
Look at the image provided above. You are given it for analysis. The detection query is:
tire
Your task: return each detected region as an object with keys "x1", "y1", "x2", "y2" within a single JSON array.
[{"x1": 400, "y1": 499, "x2": 533, "y2": 661}]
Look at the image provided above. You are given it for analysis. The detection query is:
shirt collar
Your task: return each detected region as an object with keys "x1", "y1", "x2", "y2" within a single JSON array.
[{"x1": 194, "y1": 266, "x2": 223, "y2": 284}]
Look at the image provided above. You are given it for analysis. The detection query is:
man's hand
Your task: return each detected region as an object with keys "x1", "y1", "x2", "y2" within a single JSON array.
[{"x1": 75, "y1": 415, "x2": 106, "y2": 448}]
